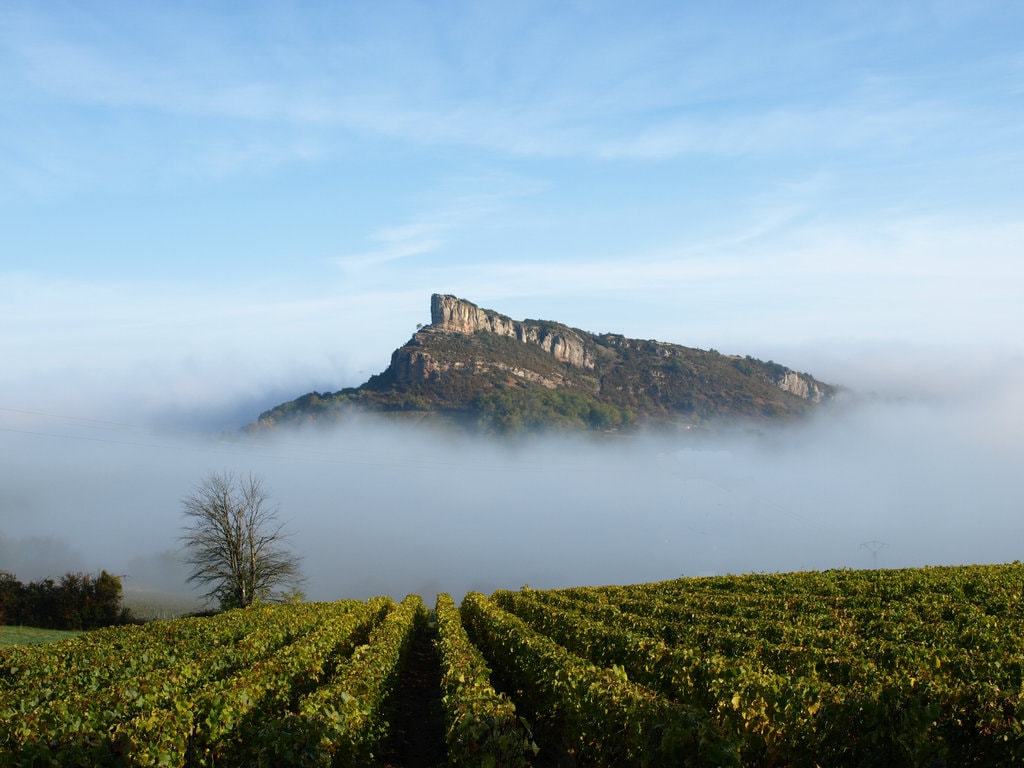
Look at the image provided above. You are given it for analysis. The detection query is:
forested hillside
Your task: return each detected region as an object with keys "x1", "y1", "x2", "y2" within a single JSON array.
[{"x1": 254, "y1": 295, "x2": 835, "y2": 433}]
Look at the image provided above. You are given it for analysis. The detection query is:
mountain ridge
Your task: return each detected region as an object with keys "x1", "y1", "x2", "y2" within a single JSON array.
[{"x1": 252, "y1": 294, "x2": 835, "y2": 433}]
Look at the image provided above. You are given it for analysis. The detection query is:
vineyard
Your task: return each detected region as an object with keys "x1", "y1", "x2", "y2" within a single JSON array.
[{"x1": 3, "y1": 564, "x2": 1024, "y2": 766}]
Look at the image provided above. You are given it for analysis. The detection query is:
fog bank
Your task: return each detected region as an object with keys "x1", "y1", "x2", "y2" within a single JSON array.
[{"x1": 2, "y1": 349, "x2": 1023, "y2": 604}]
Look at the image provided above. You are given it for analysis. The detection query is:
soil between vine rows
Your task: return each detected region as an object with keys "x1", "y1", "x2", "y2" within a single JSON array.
[{"x1": 380, "y1": 617, "x2": 447, "y2": 768}]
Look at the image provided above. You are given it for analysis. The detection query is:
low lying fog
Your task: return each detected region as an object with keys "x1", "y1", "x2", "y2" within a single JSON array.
[{"x1": 3, "y1": 347, "x2": 1023, "y2": 606}]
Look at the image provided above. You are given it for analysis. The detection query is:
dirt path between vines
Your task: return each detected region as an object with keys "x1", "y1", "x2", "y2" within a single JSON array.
[{"x1": 381, "y1": 617, "x2": 447, "y2": 768}]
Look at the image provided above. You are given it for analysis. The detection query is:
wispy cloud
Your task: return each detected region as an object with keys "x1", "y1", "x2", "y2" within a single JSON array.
[
  {"x1": 389, "y1": 208, "x2": 1024, "y2": 354},
  {"x1": 332, "y1": 218, "x2": 449, "y2": 272},
  {"x1": 5, "y1": 2, "x2": 1014, "y2": 171},
  {"x1": 329, "y1": 182, "x2": 519, "y2": 272}
]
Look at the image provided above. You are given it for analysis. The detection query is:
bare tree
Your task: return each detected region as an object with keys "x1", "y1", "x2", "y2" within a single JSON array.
[{"x1": 180, "y1": 471, "x2": 304, "y2": 609}]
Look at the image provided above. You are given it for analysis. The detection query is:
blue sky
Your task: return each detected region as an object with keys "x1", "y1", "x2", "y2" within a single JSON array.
[
  {"x1": 2, "y1": 0, "x2": 1023, "y2": 422},
  {"x1": 3, "y1": 2, "x2": 1024, "y2": 596}
]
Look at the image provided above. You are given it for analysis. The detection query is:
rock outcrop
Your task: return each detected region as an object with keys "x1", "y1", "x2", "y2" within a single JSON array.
[
  {"x1": 389, "y1": 348, "x2": 442, "y2": 381},
  {"x1": 771, "y1": 370, "x2": 831, "y2": 404},
  {"x1": 430, "y1": 294, "x2": 595, "y2": 369}
]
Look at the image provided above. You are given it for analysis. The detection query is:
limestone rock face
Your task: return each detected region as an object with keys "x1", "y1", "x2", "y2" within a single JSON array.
[
  {"x1": 390, "y1": 348, "x2": 441, "y2": 381},
  {"x1": 430, "y1": 294, "x2": 595, "y2": 369},
  {"x1": 431, "y1": 294, "x2": 515, "y2": 335},
  {"x1": 771, "y1": 371, "x2": 831, "y2": 403}
]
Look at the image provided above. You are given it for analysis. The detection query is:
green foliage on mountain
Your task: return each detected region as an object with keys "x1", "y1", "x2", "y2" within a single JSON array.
[
  {"x1": 252, "y1": 296, "x2": 834, "y2": 433},
  {"x1": 474, "y1": 388, "x2": 630, "y2": 433}
]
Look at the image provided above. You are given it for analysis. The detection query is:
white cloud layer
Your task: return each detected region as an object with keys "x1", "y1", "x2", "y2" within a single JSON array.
[{"x1": 2, "y1": 354, "x2": 1022, "y2": 602}]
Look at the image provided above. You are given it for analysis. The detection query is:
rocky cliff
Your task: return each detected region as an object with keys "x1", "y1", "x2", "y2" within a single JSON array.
[
  {"x1": 429, "y1": 294, "x2": 595, "y2": 369},
  {"x1": 772, "y1": 370, "x2": 831, "y2": 404},
  {"x1": 254, "y1": 294, "x2": 836, "y2": 433}
]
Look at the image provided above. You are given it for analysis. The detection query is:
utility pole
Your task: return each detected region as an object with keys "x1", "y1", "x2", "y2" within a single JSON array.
[{"x1": 860, "y1": 540, "x2": 888, "y2": 569}]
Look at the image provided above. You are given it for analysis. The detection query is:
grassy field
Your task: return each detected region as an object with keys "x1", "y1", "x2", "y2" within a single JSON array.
[{"x1": 0, "y1": 625, "x2": 83, "y2": 646}]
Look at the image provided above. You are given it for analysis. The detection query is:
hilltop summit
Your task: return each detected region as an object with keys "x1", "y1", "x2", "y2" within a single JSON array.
[{"x1": 253, "y1": 294, "x2": 834, "y2": 433}]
